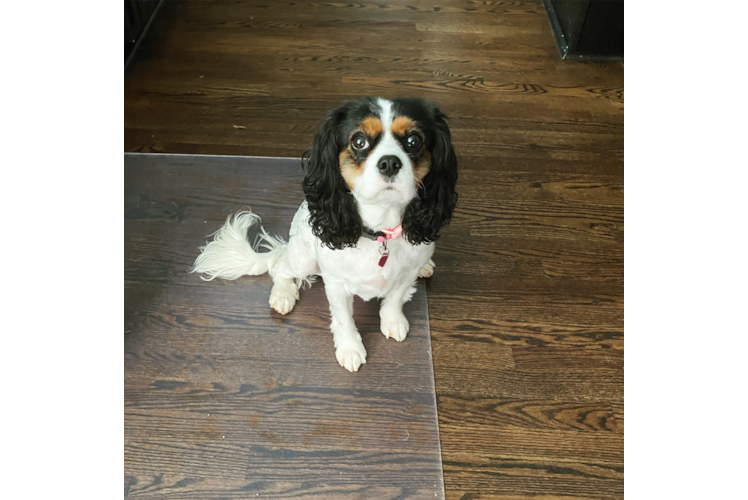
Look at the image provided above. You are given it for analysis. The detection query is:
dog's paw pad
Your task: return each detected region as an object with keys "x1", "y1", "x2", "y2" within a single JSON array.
[
  {"x1": 418, "y1": 259, "x2": 435, "y2": 278},
  {"x1": 381, "y1": 314, "x2": 410, "y2": 342},
  {"x1": 336, "y1": 344, "x2": 367, "y2": 372}
]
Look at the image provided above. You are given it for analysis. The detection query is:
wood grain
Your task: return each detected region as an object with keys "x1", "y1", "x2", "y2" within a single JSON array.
[{"x1": 124, "y1": 1, "x2": 624, "y2": 498}]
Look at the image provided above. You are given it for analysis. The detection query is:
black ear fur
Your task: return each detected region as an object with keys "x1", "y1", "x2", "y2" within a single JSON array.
[
  {"x1": 402, "y1": 106, "x2": 459, "y2": 245},
  {"x1": 302, "y1": 107, "x2": 363, "y2": 250}
]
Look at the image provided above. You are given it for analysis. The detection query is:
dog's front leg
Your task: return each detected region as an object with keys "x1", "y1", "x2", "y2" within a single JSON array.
[
  {"x1": 325, "y1": 285, "x2": 367, "y2": 372},
  {"x1": 380, "y1": 280, "x2": 417, "y2": 342}
]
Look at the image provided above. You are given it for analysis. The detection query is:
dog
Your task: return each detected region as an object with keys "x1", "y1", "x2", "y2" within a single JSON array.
[{"x1": 192, "y1": 97, "x2": 458, "y2": 372}]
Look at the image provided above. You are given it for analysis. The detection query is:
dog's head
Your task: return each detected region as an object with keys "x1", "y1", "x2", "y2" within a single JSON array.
[{"x1": 302, "y1": 97, "x2": 458, "y2": 249}]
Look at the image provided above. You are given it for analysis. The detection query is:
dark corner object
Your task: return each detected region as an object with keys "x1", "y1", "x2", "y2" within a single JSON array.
[
  {"x1": 125, "y1": 0, "x2": 163, "y2": 70},
  {"x1": 543, "y1": 0, "x2": 623, "y2": 61}
]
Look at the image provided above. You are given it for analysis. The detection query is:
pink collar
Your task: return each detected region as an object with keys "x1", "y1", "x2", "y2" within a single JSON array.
[
  {"x1": 362, "y1": 223, "x2": 403, "y2": 243},
  {"x1": 378, "y1": 224, "x2": 402, "y2": 242}
]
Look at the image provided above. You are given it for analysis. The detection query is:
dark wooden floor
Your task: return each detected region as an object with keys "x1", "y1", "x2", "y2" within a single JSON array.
[{"x1": 125, "y1": 1, "x2": 623, "y2": 499}]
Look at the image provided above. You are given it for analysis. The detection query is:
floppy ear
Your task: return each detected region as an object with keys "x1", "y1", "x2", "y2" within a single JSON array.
[
  {"x1": 402, "y1": 107, "x2": 459, "y2": 245},
  {"x1": 302, "y1": 107, "x2": 363, "y2": 250}
]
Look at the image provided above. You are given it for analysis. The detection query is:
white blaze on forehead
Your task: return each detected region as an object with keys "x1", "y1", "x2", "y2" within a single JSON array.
[
  {"x1": 376, "y1": 97, "x2": 394, "y2": 129},
  {"x1": 371, "y1": 98, "x2": 407, "y2": 160}
]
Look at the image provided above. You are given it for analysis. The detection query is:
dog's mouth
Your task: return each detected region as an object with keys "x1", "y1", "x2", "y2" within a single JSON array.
[
  {"x1": 372, "y1": 182, "x2": 416, "y2": 205},
  {"x1": 364, "y1": 184, "x2": 400, "y2": 202}
]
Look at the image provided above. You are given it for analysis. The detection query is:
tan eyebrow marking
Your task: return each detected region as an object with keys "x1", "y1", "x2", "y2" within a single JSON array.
[
  {"x1": 391, "y1": 116, "x2": 417, "y2": 136},
  {"x1": 360, "y1": 117, "x2": 383, "y2": 138}
]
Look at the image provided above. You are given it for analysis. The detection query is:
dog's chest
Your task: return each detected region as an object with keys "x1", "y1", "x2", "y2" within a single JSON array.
[{"x1": 317, "y1": 238, "x2": 424, "y2": 299}]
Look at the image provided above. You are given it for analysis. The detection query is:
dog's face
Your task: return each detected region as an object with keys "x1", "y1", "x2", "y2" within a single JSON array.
[
  {"x1": 336, "y1": 98, "x2": 431, "y2": 205},
  {"x1": 302, "y1": 97, "x2": 458, "y2": 250}
]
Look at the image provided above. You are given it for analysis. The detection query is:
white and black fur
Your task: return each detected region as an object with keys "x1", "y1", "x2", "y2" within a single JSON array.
[{"x1": 192, "y1": 97, "x2": 458, "y2": 372}]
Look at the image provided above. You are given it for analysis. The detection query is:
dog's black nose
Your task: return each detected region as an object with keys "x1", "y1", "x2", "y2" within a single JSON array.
[{"x1": 377, "y1": 155, "x2": 402, "y2": 178}]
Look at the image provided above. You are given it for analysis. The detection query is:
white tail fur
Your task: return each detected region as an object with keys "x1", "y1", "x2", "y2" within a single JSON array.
[{"x1": 191, "y1": 210, "x2": 286, "y2": 281}]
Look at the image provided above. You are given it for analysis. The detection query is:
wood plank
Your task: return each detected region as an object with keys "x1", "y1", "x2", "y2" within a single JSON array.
[
  {"x1": 437, "y1": 396, "x2": 621, "y2": 433},
  {"x1": 611, "y1": 402, "x2": 624, "y2": 434},
  {"x1": 442, "y1": 454, "x2": 623, "y2": 499},
  {"x1": 511, "y1": 346, "x2": 623, "y2": 371},
  {"x1": 434, "y1": 366, "x2": 622, "y2": 401}
]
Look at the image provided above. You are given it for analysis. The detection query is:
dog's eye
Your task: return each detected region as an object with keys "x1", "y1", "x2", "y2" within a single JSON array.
[
  {"x1": 405, "y1": 134, "x2": 422, "y2": 150},
  {"x1": 351, "y1": 135, "x2": 369, "y2": 150}
]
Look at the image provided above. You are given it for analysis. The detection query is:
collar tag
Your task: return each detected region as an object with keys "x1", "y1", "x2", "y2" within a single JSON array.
[
  {"x1": 362, "y1": 224, "x2": 401, "y2": 268},
  {"x1": 377, "y1": 236, "x2": 389, "y2": 267}
]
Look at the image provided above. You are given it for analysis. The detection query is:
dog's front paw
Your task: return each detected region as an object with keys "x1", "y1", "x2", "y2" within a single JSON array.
[
  {"x1": 269, "y1": 281, "x2": 299, "y2": 315},
  {"x1": 335, "y1": 342, "x2": 367, "y2": 372},
  {"x1": 380, "y1": 311, "x2": 410, "y2": 342},
  {"x1": 418, "y1": 259, "x2": 435, "y2": 278}
]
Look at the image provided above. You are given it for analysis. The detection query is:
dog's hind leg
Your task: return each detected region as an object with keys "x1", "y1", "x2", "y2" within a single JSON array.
[
  {"x1": 268, "y1": 276, "x2": 299, "y2": 315},
  {"x1": 266, "y1": 232, "x2": 319, "y2": 315}
]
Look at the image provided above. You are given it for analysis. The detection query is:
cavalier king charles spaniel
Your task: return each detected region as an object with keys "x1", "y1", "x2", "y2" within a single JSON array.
[{"x1": 192, "y1": 97, "x2": 458, "y2": 372}]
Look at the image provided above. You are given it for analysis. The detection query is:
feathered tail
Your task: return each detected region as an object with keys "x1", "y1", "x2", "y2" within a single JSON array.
[{"x1": 191, "y1": 210, "x2": 286, "y2": 281}]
